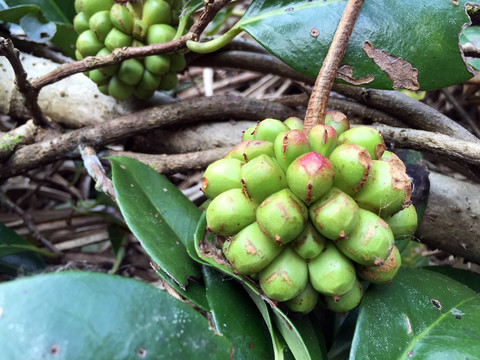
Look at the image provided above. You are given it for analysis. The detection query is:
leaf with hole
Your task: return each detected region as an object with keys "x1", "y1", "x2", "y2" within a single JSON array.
[
  {"x1": 351, "y1": 267, "x2": 480, "y2": 359},
  {"x1": 0, "y1": 271, "x2": 232, "y2": 359},
  {"x1": 237, "y1": 0, "x2": 479, "y2": 90}
]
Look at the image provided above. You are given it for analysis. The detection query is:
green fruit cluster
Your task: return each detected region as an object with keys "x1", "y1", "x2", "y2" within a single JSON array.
[
  {"x1": 74, "y1": 0, "x2": 186, "y2": 100},
  {"x1": 202, "y1": 111, "x2": 418, "y2": 314}
]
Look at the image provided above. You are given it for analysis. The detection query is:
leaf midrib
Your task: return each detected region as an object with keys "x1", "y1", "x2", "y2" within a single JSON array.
[{"x1": 400, "y1": 295, "x2": 480, "y2": 358}]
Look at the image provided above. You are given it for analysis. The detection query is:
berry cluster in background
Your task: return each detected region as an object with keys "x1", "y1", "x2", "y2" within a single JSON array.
[
  {"x1": 201, "y1": 112, "x2": 418, "y2": 314},
  {"x1": 73, "y1": 0, "x2": 186, "y2": 100}
]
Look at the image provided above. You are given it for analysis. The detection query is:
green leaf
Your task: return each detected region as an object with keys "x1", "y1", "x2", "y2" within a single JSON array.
[
  {"x1": 0, "y1": 271, "x2": 232, "y2": 359},
  {"x1": 19, "y1": 12, "x2": 56, "y2": 42},
  {"x1": 351, "y1": 267, "x2": 480, "y2": 359},
  {"x1": 0, "y1": 5, "x2": 41, "y2": 23},
  {"x1": 238, "y1": 0, "x2": 478, "y2": 90},
  {"x1": 109, "y1": 156, "x2": 201, "y2": 287},
  {"x1": 5, "y1": 0, "x2": 71, "y2": 25},
  {"x1": 203, "y1": 266, "x2": 274, "y2": 359},
  {"x1": 154, "y1": 266, "x2": 210, "y2": 312},
  {"x1": 423, "y1": 266, "x2": 480, "y2": 293},
  {"x1": 0, "y1": 223, "x2": 50, "y2": 275}
]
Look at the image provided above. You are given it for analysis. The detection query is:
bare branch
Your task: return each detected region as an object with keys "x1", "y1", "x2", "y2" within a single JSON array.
[
  {"x1": 0, "y1": 96, "x2": 295, "y2": 181},
  {"x1": 373, "y1": 124, "x2": 480, "y2": 168}
]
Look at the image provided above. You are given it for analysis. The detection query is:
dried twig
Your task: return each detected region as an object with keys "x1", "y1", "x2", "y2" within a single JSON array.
[
  {"x1": 80, "y1": 146, "x2": 116, "y2": 201},
  {"x1": 303, "y1": 0, "x2": 364, "y2": 134},
  {"x1": 0, "y1": 190, "x2": 61, "y2": 255}
]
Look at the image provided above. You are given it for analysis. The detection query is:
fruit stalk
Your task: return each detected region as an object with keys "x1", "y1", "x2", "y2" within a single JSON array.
[{"x1": 303, "y1": 0, "x2": 365, "y2": 135}]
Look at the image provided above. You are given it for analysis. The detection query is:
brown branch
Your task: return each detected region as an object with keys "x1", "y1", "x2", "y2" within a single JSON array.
[
  {"x1": 0, "y1": 96, "x2": 295, "y2": 181},
  {"x1": 334, "y1": 84, "x2": 480, "y2": 143},
  {"x1": 372, "y1": 124, "x2": 480, "y2": 167},
  {"x1": 303, "y1": 0, "x2": 364, "y2": 134},
  {"x1": 30, "y1": 0, "x2": 231, "y2": 90},
  {"x1": 0, "y1": 38, "x2": 51, "y2": 128},
  {"x1": 80, "y1": 146, "x2": 116, "y2": 201},
  {"x1": 103, "y1": 148, "x2": 230, "y2": 175},
  {"x1": 440, "y1": 88, "x2": 480, "y2": 138}
]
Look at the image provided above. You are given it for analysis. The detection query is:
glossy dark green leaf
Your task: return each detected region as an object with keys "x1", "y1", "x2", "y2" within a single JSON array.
[
  {"x1": 0, "y1": 271, "x2": 232, "y2": 359},
  {"x1": 351, "y1": 267, "x2": 480, "y2": 359},
  {"x1": 154, "y1": 266, "x2": 210, "y2": 312},
  {"x1": 5, "y1": 0, "x2": 71, "y2": 24},
  {"x1": 423, "y1": 266, "x2": 480, "y2": 293},
  {"x1": 109, "y1": 156, "x2": 201, "y2": 287},
  {"x1": 327, "y1": 309, "x2": 359, "y2": 360},
  {"x1": 0, "y1": 222, "x2": 47, "y2": 276},
  {"x1": 203, "y1": 266, "x2": 274, "y2": 359},
  {"x1": 0, "y1": 6, "x2": 41, "y2": 23},
  {"x1": 238, "y1": 0, "x2": 478, "y2": 90}
]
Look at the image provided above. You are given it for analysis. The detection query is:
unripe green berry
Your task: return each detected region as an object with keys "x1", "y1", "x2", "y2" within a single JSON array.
[
  {"x1": 240, "y1": 154, "x2": 287, "y2": 203},
  {"x1": 357, "y1": 245, "x2": 402, "y2": 284},
  {"x1": 95, "y1": 48, "x2": 119, "y2": 76},
  {"x1": 134, "y1": 87, "x2": 155, "y2": 100},
  {"x1": 201, "y1": 158, "x2": 242, "y2": 199},
  {"x1": 286, "y1": 151, "x2": 335, "y2": 205},
  {"x1": 329, "y1": 143, "x2": 372, "y2": 196},
  {"x1": 253, "y1": 118, "x2": 290, "y2": 142},
  {"x1": 104, "y1": 28, "x2": 132, "y2": 51},
  {"x1": 380, "y1": 150, "x2": 407, "y2": 173},
  {"x1": 324, "y1": 110, "x2": 350, "y2": 136},
  {"x1": 337, "y1": 126, "x2": 385, "y2": 160},
  {"x1": 137, "y1": 69, "x2": 163, "y2": 91},
  {"x1": 89, "y1": 11, "x2": 113, "y2": 41},
  {"x1": 108, "y1": 76, "x2": 134, "y2": 101},
  {"x1": 74, "y1": 12, "x2": 90, "y2": 34},
  {"x1": 309, "y1": 187, "x2": 359, "y2": 240},
  {"x1": 291, "y1": 221, "x2": 326, "y2": 260},
  {"x1": 76, "y1": 30, "x2": 104, "y2": 57},
  {"x1": 308, "y1": 241, "x2": 356, "y2": 297},
  {"x1": 335, "y1": 208, "x2": 394, "y2": 266},
  {"x1": 258, "y1": 247, "x2": 309, "y2": 302},
  {"x1": 354, "y1": 160, "x2": 412, "y2": 217},
  {"x1": 117, "y1": 58, "x2": 144, "y2": 86},
  {"x1": 132, "y1": 18, "x2": 149, "y2": 41},
  {"x1": 283, "y1": 117, "x2": 303, "y2": 131},
  {"x1": 225, "y1": 140, "x2": 275, "y2": 163},
  {"x1": 325, "y1": 278, "x2": 363, "y2": 313},
  {"x1": 145, "y1": 55, "x2": 171, "y2": 75},
  {"x1": 76, "y1": 0, "x2": 113, "y2": 18},
  {"x1": 384, "y1": 204, "x2": 417, "y2": 240},
  {"x1": 223, "y1": 222, "x2": 283, "y2": 275},
  {"x1": 256, "y1": 188, "x2": 308, "y2": 246},
  {"x1": 169, "y1": 53, "x2": 187, "y2": 72},
  {"x1": 285, "y1": 282, "x2": 319, "y2": 314},
  {"x1": 158, "y1": 71, "x2": 178, "y2": 90},
  {"x1": 273, "y1": 129, "x2": 311, "y2": 172},
  {"x1": 206, "y1": 188, "x2": 258, "y2": 236},
  {"x1": 308, "y1": 124, "x2": 338, "y2": 157},
  {"x1": 147, "y1": 24, "x2": 176, "y2": 44},
  {"x1": 110, "y1": 3, "x2": 134, "y2": 34},
  {"x1": 89, "y1": 69, "x2": 110, "y2": 86},
  {"x1": 242, "y1": 125, "x2": 256, "y2": 141},
  {"x1": 143, "y1": 0, "x2": 172, "y2": 26}
]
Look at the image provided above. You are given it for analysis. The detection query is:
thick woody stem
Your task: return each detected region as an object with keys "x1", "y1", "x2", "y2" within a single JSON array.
[{"x1": 303, "y1": 0, "x2": 364, "y2": 135}]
